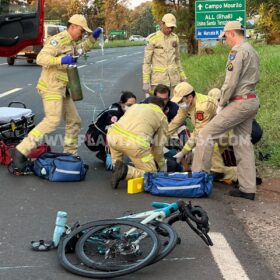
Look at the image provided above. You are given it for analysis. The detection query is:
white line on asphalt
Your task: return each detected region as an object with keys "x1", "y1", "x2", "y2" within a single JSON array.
[
  {"x1": 96, "y1": 59, "x2": 107, "y2": 63},
  {"x1": 163, "y1": 257, "x2": 196, "y2": 261},
  {"x1": 0, "y1": 63, "x2": 8, "y2": 66},
  {"x1": 209, "y1": 232, "x2": 250, "y2": 280},
  {"x1": 0, "y1": 88, "x2": 22, "y2": 98},
  {"x1": 0, "y1": 265, "x2": 41, "y2": 270},
  {"x1": 132, "y1": 52, "x2": 143, "y2": 55},
  {"x1": 77, "y1": 65, "x2": 87, "y2": 69},
  {"x1": 117, "y1": 55, "x2": 127, "y2": 58}
]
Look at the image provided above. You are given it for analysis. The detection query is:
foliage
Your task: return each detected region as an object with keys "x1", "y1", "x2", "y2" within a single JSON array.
[
  {"x1": 44, "y1": 0, "x2": 68, "y2": 23},
  {"x1": 180, "y1": 42, "x2": 280, "y2": 167},
  {"x1": 130, "y1": 6, "x2": 156, "y2": 37}
]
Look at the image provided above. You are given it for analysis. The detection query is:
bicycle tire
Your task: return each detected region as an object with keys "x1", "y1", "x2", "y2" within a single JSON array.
[
  {"x1": 148, "y1": 221, "x2": 178, "y2": 264},
  {"x1": 76, "y1": 220, "x2": 178, "y2": 270},
  {"x1": 57, "y1": 219, "x2": 160, "y2": 279}
]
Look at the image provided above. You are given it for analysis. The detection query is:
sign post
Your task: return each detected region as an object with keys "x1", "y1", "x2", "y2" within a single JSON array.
[{"x1": 195, "y1": 0, "x2": 246, "y2": 39}]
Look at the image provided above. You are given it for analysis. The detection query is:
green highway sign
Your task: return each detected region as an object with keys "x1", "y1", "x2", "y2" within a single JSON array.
[{"x1": 195, "y1": 0, "x2": 246, "y2": 39}]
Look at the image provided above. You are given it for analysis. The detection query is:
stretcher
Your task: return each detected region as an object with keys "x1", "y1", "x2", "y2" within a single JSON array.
[{"x1": 0, "y1": 102, "x2": 35, "y2": 139}]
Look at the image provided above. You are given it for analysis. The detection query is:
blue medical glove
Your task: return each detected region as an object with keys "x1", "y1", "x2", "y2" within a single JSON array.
[
  {"x1": 92, "y1": 27, "x2": 103, "y2": 39},
  {"x1": 61, "y1": 55, "x2": 75, "y2": 65},
  {"x1": 105, "y1": 153, "x2": 113, "y2": 171}
]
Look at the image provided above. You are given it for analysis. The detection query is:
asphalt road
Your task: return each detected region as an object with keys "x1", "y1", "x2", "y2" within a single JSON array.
[{"x1": 0, "y1": 47, "x2": 276, "y2": 280}]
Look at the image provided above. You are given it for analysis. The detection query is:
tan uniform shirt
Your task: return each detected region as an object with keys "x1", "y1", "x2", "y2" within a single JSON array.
[
  {"x1": 36, "y1": 30, "x2": 95, "y2": 96},
  {"x1": 110, "y1": 104, "x2": 168, "y2": 166},
  {"x1": 220, "y1": 41, "x2": 259, "y2": 106},
  {"x1": 143, "y1": 30, "x2": 186, "y2": 87},
  {"x1": 168, "y1": 93, "x2": 217, "y2": 152}
]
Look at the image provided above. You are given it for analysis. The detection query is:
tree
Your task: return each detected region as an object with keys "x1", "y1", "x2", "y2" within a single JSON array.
[{"x1": 130, "y1": 6, "x2": 156, "y2": 37}]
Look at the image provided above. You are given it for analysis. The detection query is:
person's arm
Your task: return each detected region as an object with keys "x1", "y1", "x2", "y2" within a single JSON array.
[
  {"x1": 152, "y1": 116, "x2": 168, "y2": 168},
  {"x1": 142, "y1": 37, "x2": 154, "y2": 87},
  {"x1": 183, "y1": 102, "x2": 217, "y2": 152},
  {"x1": 219, "y1": 49, "x2": 245, "y2": 106},
  {"x1": 175, "y1": 35, "x2": 187, "y2": 81},
  {"x1": 36, "y1": 39, "x2": 62, "y2": 67},
  {"x1": 168, "y1": 108, "x2": 188, "y2": 136}
]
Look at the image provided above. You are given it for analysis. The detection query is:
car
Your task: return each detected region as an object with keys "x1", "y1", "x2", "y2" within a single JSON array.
[{"x1": 129, "y1": 35, "x2": 145, "y2": 42}]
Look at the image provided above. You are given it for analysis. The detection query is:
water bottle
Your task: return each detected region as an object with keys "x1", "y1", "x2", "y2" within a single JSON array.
[{"x1": 52, "y1": 211, "x2": 68, "y2": 247}]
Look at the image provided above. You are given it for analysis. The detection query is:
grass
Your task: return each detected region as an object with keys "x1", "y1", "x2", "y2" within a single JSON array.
[{"x1": 180, "y1": 42, "x2": 280, "y2": 167}]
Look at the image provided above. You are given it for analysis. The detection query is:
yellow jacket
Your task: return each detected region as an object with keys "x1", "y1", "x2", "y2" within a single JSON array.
[
  {"x1": 143, "y1": 30, "x2": 186, "y2": 87},
  {"x1": 168, "y1": 93, "x2": 217, "y2": 152},
  {"x1": 36, "y1": 30, "x2": 96, "y2": 96},
  {"x1": 108, "y1": 104, "x2": 168, "y2": 166}
]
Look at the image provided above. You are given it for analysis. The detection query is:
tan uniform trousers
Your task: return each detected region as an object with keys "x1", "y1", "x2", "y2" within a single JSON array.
[
  {"x1": 17, "y1": 91, "x2": 81, "y2": 156},
  {"x1": 108, "y1": 133, "x2": 157, "y2": 179},
  {"x1": 211, "y1": 147, "x2": 237, "y2": 183},
  {"x1": 192, "y1": 98, "x2": 259, "y2": 193}
]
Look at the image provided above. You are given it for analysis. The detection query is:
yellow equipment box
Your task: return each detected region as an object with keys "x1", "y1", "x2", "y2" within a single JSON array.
[{"x1": 127, "y1": 177, "x2": 144, "y2": 194}]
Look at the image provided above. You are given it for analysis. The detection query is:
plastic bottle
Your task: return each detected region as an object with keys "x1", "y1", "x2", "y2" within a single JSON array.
[{"x1": 52, "y1": 211, "x2": 68, "y2": 247}]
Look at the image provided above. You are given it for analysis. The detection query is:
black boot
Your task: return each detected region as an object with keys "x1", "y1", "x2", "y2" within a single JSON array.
[
  {"x1": 111, "y1": 160, "x2": 128, "y2": 189},
  {"x1": 10, "y1": 148, "x2": 27, "y2": 171},
  {"x1": 210, "y1": 171, "x2": 225, "y2": 182},
  {"x1": 229, "y1": 189, "x2": 255, "y2": 200}
]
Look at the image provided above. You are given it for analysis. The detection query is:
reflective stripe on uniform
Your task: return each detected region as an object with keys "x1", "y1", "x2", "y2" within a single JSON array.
[
  {"x1": 50, "y1": 57, "x2": 59, "y2": 65},
  {"x1": 139, "y1": 103, "x2": 163, "y2": 114},
  {"x1": 152, "y1": 66, "x2": 166, "y2": 73},
  {"x1": 111, "y1": 124, "x2": 149, "y2": 149},
  {"x1": 37, "y1": 80, "x2": 48, "y2": 90},
  {"x1": 30, "y1": 128, "x2": 43, "y2": 140},
  {"x1": 60, "y1": 37, "x2": 71, "y2": 46},
  {"x1": 43, "y1": 94, "x2": 63, "y2": 101},
  {"x1": 149, "y1": 33, "x2": 163, "y2": 43},
  {"x1": 64, "y1": 136, "x2": 78, "y2": 145},
  {"x1": 141, "y1": 153, "x2": 154, "y2": 163},
  {"x1": 56, "y1": 73, "x2": 68, "y2": 82}
]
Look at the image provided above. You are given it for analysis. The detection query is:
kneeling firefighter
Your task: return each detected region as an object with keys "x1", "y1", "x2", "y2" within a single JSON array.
[{"x1": 107, "y1": 97, "x2": 168, "y2": 189}]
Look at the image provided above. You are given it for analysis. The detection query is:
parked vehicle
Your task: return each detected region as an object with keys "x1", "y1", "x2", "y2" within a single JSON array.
[{"x1": 129, "y1": 35, "x2": 145, "y2": 42}]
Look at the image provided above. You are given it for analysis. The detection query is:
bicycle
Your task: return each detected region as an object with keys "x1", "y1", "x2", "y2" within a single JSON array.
[{"x1": 58, "y1": 200, "x2": 213, "y2": 279}]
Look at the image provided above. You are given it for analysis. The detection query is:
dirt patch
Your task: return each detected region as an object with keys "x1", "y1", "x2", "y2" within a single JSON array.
[{"x1": 230, "y1": 177, "x2": 280, "y2": 279}]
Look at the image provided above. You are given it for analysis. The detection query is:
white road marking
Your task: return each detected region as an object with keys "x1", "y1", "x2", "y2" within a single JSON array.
[
  {"x1": 163, "y1": 257, "x2": 196, "y2": 262},
  {"x1": 0, "y1": 88, "x2": 22, "y2": 98},
  {"x1": 132, "y1": 52, "x2": 143, "y2": 55},
  {"x1": 96, "y1": 59, "x2": 107, "y2": 63},
  {"x1": 209, "y1": 232, "x2": 250, "y2": 280},
  {"x1": 0, "y1": 63, "x2": 8, "y2": 66},
  {"x1": 77, "y1": 65, "x2": 87, "y2": 69},
  {"x1": 117, "y1": 55, "x2": 127, "y2": 58},
  {"x1": 0, "y1": 265, "x2": 41, "y2": 270}
]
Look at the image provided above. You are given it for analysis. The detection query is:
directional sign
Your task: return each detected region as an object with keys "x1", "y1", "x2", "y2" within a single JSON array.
[{"x1": 195, "y1": 0, "x2": 246, "y2": 39}]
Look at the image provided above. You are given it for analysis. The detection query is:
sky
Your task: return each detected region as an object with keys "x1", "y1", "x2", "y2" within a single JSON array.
[{"x1": 127, "y1": 0, "x2": 152, "y2": 9}]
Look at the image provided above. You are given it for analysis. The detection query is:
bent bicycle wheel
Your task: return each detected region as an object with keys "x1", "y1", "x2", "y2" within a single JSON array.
[
  {"x1": 76, "y1": 220, "x2": 177, "y2": 270},
  {"x1": 58, "y1": 219, "x2": 160, "y2": 279}
]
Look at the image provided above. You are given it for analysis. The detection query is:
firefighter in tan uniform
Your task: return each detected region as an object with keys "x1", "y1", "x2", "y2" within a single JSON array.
[
  {"x1": 107, "y1": 97, "x2": 168, "y2": 189},
  {"x1": 168, "y1": 82, "x2": 237, "y2": 182},
  {"x1": 192, "y1": 21, "x2": 260, "y2": 200},
  {"x1": 11, "y1": 14, "x2": 103, "y2": 170},
  {"x1": 143, "y1": 13, "x2": 186, "y2": 97}
]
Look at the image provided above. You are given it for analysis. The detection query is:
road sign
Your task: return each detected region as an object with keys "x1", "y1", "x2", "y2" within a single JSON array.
[
  {"x1": 195, "y1": 0, "x2": 246, "y2": 39},
  {"x1": 110, "y1": 30, "x2": 127, "y2": 37}
]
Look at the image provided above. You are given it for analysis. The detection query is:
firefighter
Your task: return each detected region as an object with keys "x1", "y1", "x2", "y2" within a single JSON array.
[
  {"x1": 143, "y1": 13, "x2": 186, "y2": 97},
  {"x1": 192, "y1": 21, "x2": 260, "y2": 200},
  {"x1": 11, "y1": 14, "x2": 102, "y2": 170},
  {"x1": 107, "y1": 97, "x2": 168, "y2": 189},
  {"x1": 85, "y1": 91, "x2": 136, "y2": 168}
]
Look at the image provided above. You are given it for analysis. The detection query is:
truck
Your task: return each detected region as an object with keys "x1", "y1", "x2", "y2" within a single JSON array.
[{"x1": 6, "y1": 23, "x2": 66, "y2": 65}]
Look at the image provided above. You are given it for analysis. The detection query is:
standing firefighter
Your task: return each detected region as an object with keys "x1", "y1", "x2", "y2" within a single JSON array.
[
  {"x1": 143, "y1": 13, "x2": 186, "y2": 97},
  {"x1": 107, "y1": 97, "x2": 168, "y2": 189},
  {"x1": 192, "y1": 21, "x2": 260, "y2": 200},
  {"x1": 11, "y1": 14, "x2": 103, "y2": 170}
]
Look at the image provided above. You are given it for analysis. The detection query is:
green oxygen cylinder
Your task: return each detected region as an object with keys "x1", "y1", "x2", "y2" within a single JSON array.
[{"x1": 67, "y1": 64, "x2": 83, "y2": 101}]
